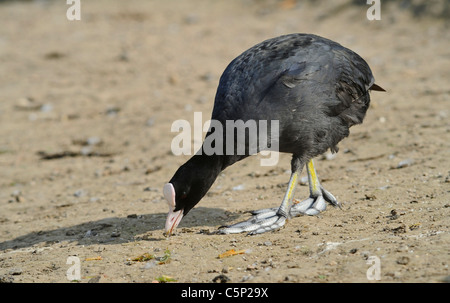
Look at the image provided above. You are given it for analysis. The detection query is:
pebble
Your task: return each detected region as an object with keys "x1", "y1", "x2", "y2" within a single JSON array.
[
  {"x1": 10, "y1": 190, "x2": 25, "y2": 203},
  {"x1": 183, "y1": 14, "x2": 199, "y2": 25},
  {"x1": 105, "y1": 106, "x2": 120, "y2": 117},
  {"x1": 146, "y1": 117, "x2": 155, "y2": 127},
  {"x1": 397, "y1": 256, "x2": 410, "y2": 265},
  {"x1": 86, "y1": 137, "x2": 102, "y2": 146},
  {"x1": 232, "y1": 184, "x2": 245, "y2": 191},
  {"x1": 324, "y1": 152, "x2": 337, "y2": 160},
  {"x1": 74, "y1": 189, "x2": 86, "y2": 197},
  {"x1": 80, "y1": 146, "x2": 92, "y2": 156},
  {"x1": 397, "y1": 159, "x2": 414, "y2": 169},
  {"x1": 299, "y1": 176, "x2": 308, "y2": 185},
  {"x1": 111, "y1": 231, "x2": 120, "y2": 237},
  {"x1": 241, "y1": 274, "x2": 254, "y2": 282},
  {"x1": 40, "y1": 104, "x2": 53, "y2": 113},
  {"x1": 141, "y1": 261, "x2": 157, "y2": 270},
  {"x1": 212, "y1": 274, "x2": 230, "y2": 283},
  {"x1": 11, "y1": 190, "x2": 21, "y2": 197},
  {"x1": 84, "y1": 230, "x2": 97, "y2": 238},
  {"x1": 9, "y1": 268, "x2": 22, "y2": 275},
  {"x1": 200, "y1": 72, "x2": 215, "y2": 83}
]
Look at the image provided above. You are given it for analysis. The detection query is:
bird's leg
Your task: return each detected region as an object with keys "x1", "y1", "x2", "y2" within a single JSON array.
[
  {"x1": 290, "y1": 159, "x2": 341, "y2": 216},
  {"x1": 248, "y1": 159, "x2": 341, "y2": 217},
  {"x1": 219, "y1": 160, "x2": 302, "y2": 235}
]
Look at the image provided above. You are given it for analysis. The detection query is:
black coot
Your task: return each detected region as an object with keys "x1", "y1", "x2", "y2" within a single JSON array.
[{"x1": 163, "y1": 33, "x2": 384, "y2": 236}]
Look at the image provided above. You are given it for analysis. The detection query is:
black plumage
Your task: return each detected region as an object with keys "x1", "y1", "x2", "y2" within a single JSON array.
[{"x1": 163, "y1": 33, "x2": 384, "y2": 235}]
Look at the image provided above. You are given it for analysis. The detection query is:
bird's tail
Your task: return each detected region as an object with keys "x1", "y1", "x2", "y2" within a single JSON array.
[{"x1": 369, "y1": 83, "x2": 386, "y2": 92}]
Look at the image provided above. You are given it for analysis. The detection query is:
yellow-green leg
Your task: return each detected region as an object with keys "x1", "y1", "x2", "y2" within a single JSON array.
[
  {"x1": 290, "y1": 159, "x2": 341, "y2": 216},
  {"x1": 219, "y1": 165, "x2": 301, "y2": 235},
  {"x1": 219, "y1": 159, "x2": 340, "y2": 235}
]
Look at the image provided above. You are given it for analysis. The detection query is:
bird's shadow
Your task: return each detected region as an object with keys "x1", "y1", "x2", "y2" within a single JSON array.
[{"x1": 0, "y1": 207, "x2": 240, "y2": 251}]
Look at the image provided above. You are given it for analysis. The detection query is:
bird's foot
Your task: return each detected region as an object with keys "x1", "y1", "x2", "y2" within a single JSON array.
[
  {"x1": 218, "y1": 186, "x2": 340, "y2": 235},
  {"x1": 218, "y1": 210, "x2": 287, "y2": 235},
  {"x1": 290, "y1": 185, "x2": 341, "y2": 216}
]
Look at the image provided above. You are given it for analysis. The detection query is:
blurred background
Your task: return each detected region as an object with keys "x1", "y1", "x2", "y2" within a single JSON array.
[
  {"x1": 0, "y1": 0, "x2": 449, "y2": 282},
  {"x1": 0, "y1": 0, "x2": 448, "y2": 167}
]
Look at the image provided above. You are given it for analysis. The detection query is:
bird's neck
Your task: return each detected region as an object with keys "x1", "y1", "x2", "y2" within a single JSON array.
[
  {"x1": 184, "y1": 153, "x2": 225, "y2": 194},
  {"x1": 172, "y1": 149, "x2": 245, "y2": 206}
]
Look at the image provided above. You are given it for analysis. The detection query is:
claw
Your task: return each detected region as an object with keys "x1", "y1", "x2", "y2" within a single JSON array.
[
  {"x1": 248, "y1": 216, "x2": 286, "y2": 235},
  {"x1": 250, "y1": 207, "x2": 277, "y2": 216},
  {"x1": 291, "y1": 194, "x2": 329, "y2": 216},
  {"x1": 219, "y1": 213, "x2": 286, "y2": 235},
  {"x1": 218, "y1": 188, "x2": 339, "y2": 235},
  {"x1": 321, "y1": 186, "x2": 341, "y2": 209}
]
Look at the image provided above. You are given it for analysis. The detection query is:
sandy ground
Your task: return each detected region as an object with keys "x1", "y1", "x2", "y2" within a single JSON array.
[{"x1": 0, "y1": 0, "x2": 449, "y2": 283}]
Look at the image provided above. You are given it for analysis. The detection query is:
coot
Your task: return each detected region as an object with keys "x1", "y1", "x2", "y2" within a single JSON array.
[{"x1": 163, "y1": 33, "x2": 384, "y2": 235}]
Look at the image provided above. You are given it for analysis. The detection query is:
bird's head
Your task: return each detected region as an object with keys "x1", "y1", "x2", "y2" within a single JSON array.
[
  {"x1": 163, "y1": 182, "x2": 189, "y2": 236},
  {"x1": 163, "y1": 179, "x2": 207, "y2": 236},
  {"x1": 163, "y1": 155, "x2": 223, "y2": 236}
]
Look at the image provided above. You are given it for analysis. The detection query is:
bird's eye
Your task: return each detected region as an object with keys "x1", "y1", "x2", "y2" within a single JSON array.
[{"x1": 179, "y1": 192, "x2": 187, "y2": 199}]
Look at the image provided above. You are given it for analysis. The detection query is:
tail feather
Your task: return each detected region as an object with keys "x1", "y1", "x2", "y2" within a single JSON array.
[{"x1": 369, "y1": 83, "x2": 386, "y2": 92}]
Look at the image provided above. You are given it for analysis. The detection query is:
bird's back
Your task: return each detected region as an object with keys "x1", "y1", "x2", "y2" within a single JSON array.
[{"x1": 210, "y1": 33, "x2": 377, "y2": 160}]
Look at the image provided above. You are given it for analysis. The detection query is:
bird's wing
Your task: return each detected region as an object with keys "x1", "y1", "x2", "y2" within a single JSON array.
[{"x1": 212, "y1": 34, "x2": 381, "y2": 125}]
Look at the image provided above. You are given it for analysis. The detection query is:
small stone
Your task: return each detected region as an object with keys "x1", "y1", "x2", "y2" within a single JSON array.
[
  {"x1": 212, "y1": 274, "x2": 230, "y2": 283},
  {"x1": 241, "y1": 274, "x2": 254, "y2": 282},
  {"x1": 40, "y1": 103, "x2": 53, "y2": 113},
  {"x1": 232, "y1": 184, "x2": 245, "y2": 191},
  {"x1": 105, "y1": 106, "x2": 120, "y2": 117},
  {"x1": 11, "y1": 190, "x2": 21, "y2": 197},
  {"x1": 86, "y1": 137, "x2": 102, "y2": 146},
  {"x1": 9, "y1": 268, "x2": 22, "y2": 275},
  {"x1": 15, "y1": 196, "x2": 26, "y2": 203},
  {"x1": 299, "y1": 176, "x2": 308, "y2": 185},
  {"x1": 397, "y1": 159, "x2": 414, "y2": 169},
  {"x1": 80, "y1": 146, "x2": 92, "y2": 156},
  {"x1": 349, "y1": 248, "x2": 358, "y2": 254},
  {"x1": 141, "y1": 261, "x2": 157, "y2": 270},
  {"x1": 84, "y1": 230, "x2": 95, "y2": 237},
  {"x1": 74, "y1": 189, "x2": 85, "y2": 197},
  {"x1": 146, "y1": 117, "x2": 155, "y2": 127},
  {"x1": 397, "y1": 256, "x2": 410, "y2": 265}
]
